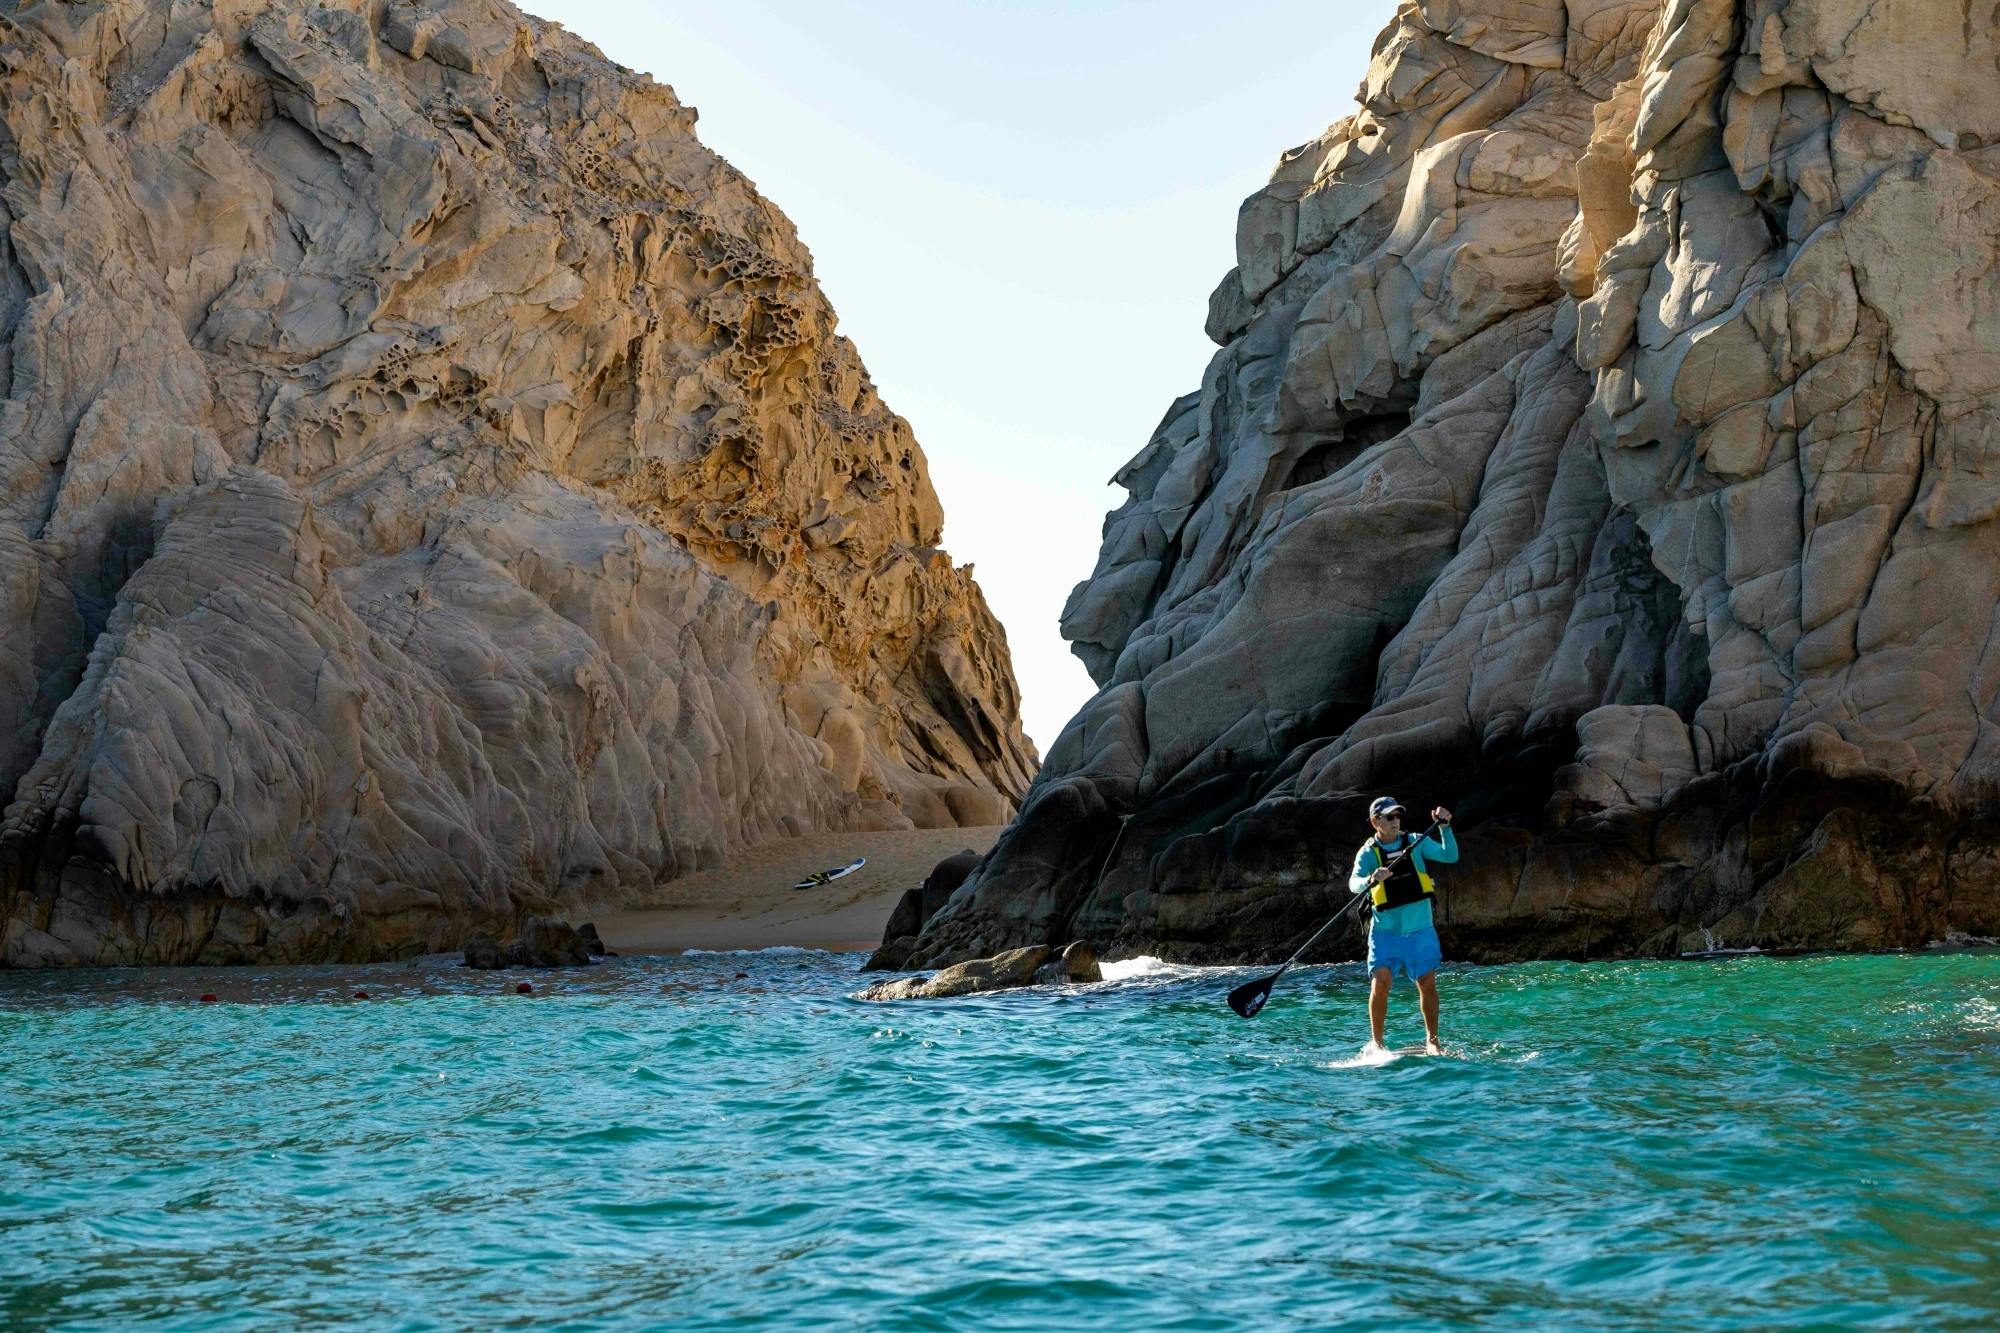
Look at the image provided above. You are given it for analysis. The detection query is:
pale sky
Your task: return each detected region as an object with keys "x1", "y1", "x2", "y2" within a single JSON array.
[{"x1": 555, "y1": 1, "x2": 1382, "y2": 751}]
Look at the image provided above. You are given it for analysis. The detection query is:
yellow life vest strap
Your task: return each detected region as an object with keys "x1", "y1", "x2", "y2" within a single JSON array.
[{"x1": 1367, "y1": 836, "x2": 1436, "y2": 909}]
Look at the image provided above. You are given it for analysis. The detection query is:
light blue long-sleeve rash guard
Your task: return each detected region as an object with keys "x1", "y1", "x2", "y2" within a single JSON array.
[{"x1": 1348, "y1": 826, "x2": 1458, "y2": 934}]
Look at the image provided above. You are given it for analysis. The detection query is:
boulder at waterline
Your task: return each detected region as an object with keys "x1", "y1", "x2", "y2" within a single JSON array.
[
  {"x1": 856, "y1": 941, "x2": 1101, "y2": 1000},
  {"x1": 462, "y1": 936, "x2": 507, "y2": 971},
  {"x1": 462, "y1": 917, "x2": 595, "y2": 969},
  {"x1": 1033, "y1": 941, "x2": 1103, "y2": 985}
]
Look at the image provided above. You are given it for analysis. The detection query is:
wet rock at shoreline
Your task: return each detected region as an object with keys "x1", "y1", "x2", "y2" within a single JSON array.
[
  {"x1": 462, "y1": 916, "x2": 596, "y2": 969},
  {"x1": 462, "y1": 936, "x2": 507, "y2": 971},
  {"x1": 1033, "y1": 941, "x2": 1102, "y2": 985},
  {"x1": 856, "y1": 941, "x2": 1101, "y2": 1000}
]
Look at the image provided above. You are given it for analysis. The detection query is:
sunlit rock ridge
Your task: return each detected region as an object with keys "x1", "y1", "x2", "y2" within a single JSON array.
[
  {"x1": 0, "y1": 0, "x2": 1036, "y2": 966},
  {"x1": 906, "y1": 0, "x2": 2000, "y2": 967}
]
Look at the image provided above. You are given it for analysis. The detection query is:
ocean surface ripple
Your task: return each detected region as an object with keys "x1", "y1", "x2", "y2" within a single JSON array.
[{"x1": 3, "y1": 949, "x2": 1997, "y2": 1330}]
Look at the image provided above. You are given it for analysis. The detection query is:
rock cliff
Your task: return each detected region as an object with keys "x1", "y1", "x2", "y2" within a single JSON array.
[
  {"x1": 0, "y1": 0, "x2": 1035, "y2": 965},
  {"x1": 903, "y1": 0, "x2": 2000, "y2": 967}
]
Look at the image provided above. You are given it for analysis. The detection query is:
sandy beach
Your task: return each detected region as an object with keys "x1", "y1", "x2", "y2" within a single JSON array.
[{"x1": 596, "y1": 826, "x2": 1003, "y2": 955}]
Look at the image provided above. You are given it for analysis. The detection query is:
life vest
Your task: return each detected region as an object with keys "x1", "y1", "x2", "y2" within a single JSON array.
[{"x1": 1368, "y1": 836, "x2": 1436, "y2": 911}]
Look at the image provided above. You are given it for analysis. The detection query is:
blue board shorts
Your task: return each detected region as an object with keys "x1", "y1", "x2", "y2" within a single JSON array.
[{"x1": 1367, "y1": 924, "x2": 1442, "y2": 980}]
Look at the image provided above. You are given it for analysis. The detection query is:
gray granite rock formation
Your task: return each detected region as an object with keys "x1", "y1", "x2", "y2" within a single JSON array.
[
  {"x1": 0, "y1": 0, "x2": 1035, "y2": 965},
  {"x1": 865, "y1": 847, "x2": 981, "y2": 971},
  {"x1": 904, "y1": 0, "x2": 2000, "y2": 967}
]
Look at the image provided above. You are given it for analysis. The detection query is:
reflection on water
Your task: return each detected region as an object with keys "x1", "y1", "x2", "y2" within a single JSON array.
[{"x1": 2, "y1": 949, "x2": 1997, "y2": 1330}]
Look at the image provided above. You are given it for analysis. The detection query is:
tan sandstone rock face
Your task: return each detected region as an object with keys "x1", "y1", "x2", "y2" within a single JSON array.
[
  {"x1": 0, "y1": 0, "x2": 1035, "y2": 966},
  {"x1": 907, "y1": 0, "x2": 2000, "y2": 968}
]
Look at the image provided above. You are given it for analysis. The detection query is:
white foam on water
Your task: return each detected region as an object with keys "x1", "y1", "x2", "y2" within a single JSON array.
[
  {"x1": 1098, "y1": 955, "x2": 1173, "y2": 981},
  {"x1": 1326, "y1": 1043, "x2": 1405, "y2": 1069},
  {"x1": 681, "y1": 945, "x2": 825, "y2": 957},
  {"x1": 1684, "y1": 926, "x2": 1764, "y2": 958}
]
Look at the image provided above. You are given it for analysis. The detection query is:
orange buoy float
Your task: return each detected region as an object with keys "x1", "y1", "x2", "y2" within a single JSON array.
[
  {"x1": 199, "y1": 993, "x2": 218, "y2": 1003},
  {"x1": 354, "y1": 991, "x2": 370, "y2": 1000},
  {"x1": 516, "y1": 981, "x2": 533, "y2": 994}
]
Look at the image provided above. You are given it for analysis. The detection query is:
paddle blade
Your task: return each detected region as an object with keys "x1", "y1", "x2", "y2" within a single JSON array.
[{"x1": 1227, "y1": 972, "x2": 1279, "y2": 1019}]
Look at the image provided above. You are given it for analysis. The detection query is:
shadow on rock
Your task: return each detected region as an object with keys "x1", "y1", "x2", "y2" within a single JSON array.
[{"x1": 864, "y1": 848, "x2": 981, "y2": 971}]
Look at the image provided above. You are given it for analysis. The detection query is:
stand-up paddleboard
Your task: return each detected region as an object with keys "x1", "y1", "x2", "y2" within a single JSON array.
[
  {"x1": 792, "y1": 857, "x2": 865, "y2": 891},
  {"x1": 1328, "y1": 1043, "x2": 1448, "y2": 1069}
]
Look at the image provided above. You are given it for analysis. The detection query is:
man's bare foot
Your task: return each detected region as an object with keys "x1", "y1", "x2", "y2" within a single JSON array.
[{"x1": 1424, "y1": 1037, "x2": 1445, "y2": 1056}]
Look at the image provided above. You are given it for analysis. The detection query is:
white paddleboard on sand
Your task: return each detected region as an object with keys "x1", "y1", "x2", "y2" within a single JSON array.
[{"x1": 792, "y1": 857, "x2": 865, "y2": 891}]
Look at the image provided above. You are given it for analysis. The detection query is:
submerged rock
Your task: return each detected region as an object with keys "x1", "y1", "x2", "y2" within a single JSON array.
[
  {"x1": 0, "y1": 0, "x2": 1036, "y2": 967},
  {"x1": 857, "y1": 941, "x2": 1100, "y2": 1000},
  {"x1": 897, "y1": 0, "x2": 2000, "y2": 968}
]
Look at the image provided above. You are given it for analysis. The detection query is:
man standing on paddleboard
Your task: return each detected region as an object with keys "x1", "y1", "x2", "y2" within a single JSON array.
[{"x1": 1349, "y1": 797, "x2": 1456, "y2": 1054}]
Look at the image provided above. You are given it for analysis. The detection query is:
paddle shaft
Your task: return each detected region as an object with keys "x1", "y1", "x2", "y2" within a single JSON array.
[{"x1": 1269, "y1": 820, "x2": 1442, "y2": 983}]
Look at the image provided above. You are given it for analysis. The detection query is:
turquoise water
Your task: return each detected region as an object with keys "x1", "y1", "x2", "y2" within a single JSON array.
[{"x1": 3, "y1": 949, "x2": 1998, "y2": 1330}]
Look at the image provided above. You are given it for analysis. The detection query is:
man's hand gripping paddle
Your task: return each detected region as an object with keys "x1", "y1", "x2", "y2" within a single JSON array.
[{"x1": 1226, "y1": 820, "x2": 1441, "y2": 1019}]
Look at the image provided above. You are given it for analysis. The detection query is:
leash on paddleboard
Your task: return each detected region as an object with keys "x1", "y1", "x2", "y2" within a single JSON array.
[{"x1": 1226, "y1": 820, "x2": 1441, "y2": 1019}]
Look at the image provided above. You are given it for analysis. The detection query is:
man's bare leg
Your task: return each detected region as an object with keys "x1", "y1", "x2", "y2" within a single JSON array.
[
  {"x1": 1415, "y1": 970, "x2": 1442, "y2": 1053},
  {"x1": 1368, "y1": 967, "x2": 1392, "y2": 1047}
]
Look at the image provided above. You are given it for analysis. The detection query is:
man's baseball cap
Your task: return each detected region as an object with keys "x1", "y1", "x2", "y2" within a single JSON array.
[{"x1": 1369, "y1": 796, "x2": 1405, "y2": 819}]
